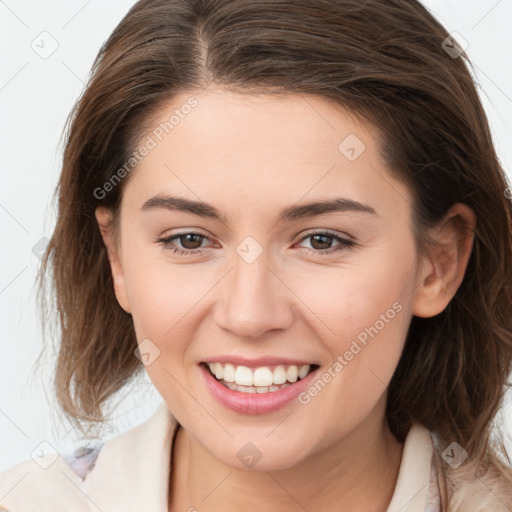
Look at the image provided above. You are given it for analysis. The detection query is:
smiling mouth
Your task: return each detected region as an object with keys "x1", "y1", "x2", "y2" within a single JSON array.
[{"x1": 201, "y1": 362, "x2": 320, "y2": 394}]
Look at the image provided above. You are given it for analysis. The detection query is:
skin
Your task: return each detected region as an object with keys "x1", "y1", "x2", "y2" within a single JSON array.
[{"x1": 96, "y1": 86, "x2": 475, "y2": 512}]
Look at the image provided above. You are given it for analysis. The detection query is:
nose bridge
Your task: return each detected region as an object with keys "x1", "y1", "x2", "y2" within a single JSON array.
[
  {"x1": 232, "y1": 246, "x2": 272, "y2": 300},
  {"x1": 214, "y1": 239, "x2": 294, "y2": 339}
]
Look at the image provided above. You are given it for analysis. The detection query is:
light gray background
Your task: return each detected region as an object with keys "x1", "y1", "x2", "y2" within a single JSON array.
[{"x1": 1, "y1": 0, "x2": 511, "y2": 472}]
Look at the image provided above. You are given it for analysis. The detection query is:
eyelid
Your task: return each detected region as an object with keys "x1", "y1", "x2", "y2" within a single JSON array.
[
  {"x1": 154, "y1": 231, "x2": 215, "y2": 248},
  {"x1": 294, "y1": 229, "x2": 357, "y2": 255},
  {"x1": 155, "y1": 228, "x2": 353, "y2": 244},
  {"x1": 298, "y1": 228, "x2": 354, "y2": 242},
  {"x1": 155, "y1": 228, "x2": 357, "y2": 256},
  {"x1": 155, "y1": 227, "x2": 214, "y2": 242}
]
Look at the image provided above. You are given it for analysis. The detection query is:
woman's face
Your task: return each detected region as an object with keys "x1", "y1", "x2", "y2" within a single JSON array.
[{"x1": 98, "y1": 87, "x2": 429, "y2": 470}]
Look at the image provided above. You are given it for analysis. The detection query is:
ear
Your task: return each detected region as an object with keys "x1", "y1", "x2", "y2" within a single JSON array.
[
  {"x1": 412, "y1": 203, "x2": 476, "y2": 318},
  {"x1": 95, "y1": 206, "x2": 131, "y2": 314}
]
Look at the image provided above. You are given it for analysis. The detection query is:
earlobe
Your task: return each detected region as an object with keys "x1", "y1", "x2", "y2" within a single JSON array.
[
  {"x1": 95, "y1": 206, "x2": 132, "y2": 314},
  {"x1": 412, "y1": 203, "x2": 476, "y2": 319}
]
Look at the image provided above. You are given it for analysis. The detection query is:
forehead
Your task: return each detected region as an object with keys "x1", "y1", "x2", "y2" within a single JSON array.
[
  {"x1": 122, "y1": 87, "x2": 412, "y2": 221},
  {"x1": 148, "y1": 88, "x2": 374, "y2": 154}
]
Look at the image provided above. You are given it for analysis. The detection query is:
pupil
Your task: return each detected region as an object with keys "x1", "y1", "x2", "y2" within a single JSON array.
[
  {"x1": 311, "y1": 234, "x2": 331, "y2": 250},
  {"x1": 182, "y1": 234, "x2": 202, "y2": 249}
]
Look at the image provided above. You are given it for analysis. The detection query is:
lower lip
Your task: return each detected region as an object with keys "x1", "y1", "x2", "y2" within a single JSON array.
[{"x1": 199, "y1": 363, "x2": 320, "y2": 415}]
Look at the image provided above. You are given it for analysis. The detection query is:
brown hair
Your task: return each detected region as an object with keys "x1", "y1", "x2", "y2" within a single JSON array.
[{"x1": 36, "y1": 0, "x2": 512, "y2": 506}]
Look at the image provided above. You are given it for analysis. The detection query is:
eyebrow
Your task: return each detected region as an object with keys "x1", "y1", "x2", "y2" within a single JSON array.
[{"x1": 141, "y1": 194, "x2": 377, "y2": 222}]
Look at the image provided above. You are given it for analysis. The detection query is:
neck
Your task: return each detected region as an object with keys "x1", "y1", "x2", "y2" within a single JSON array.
[{"x1": 169, "y1": 403, "x2": 403, "y2": 512}]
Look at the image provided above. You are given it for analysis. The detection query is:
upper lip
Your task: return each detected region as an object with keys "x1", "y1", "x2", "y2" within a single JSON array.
[{"x1": 201, "y1": 356, "x2": 319, "y2": 369}]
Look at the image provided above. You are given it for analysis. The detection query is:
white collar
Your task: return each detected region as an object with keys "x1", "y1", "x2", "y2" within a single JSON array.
[
  {"x1": 83, "y1": 402, "x2": 177, "y2": 511},
  {"x1": 84, "y1": 401, "x2": 434, "y2": 512}
]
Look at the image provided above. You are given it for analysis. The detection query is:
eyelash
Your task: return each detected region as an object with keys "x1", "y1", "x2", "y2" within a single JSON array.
[{"x1": 155, "y1": 230, "x2": 356, "y2": 257}]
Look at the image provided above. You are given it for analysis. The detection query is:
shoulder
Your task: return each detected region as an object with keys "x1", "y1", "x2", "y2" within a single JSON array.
[
  {"x1": 0, "y1": 402, "x2": 177, "y2": 512},
  {"x1": 0, "y1": 440, "x2": 103, "y2": 512}
]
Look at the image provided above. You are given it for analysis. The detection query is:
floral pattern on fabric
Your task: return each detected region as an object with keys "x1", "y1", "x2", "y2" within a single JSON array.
[{"x1": 62, "y1": 441, "x2": 105, "y2": 481}]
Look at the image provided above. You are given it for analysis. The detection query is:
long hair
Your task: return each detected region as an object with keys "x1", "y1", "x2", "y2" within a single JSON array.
[{"x1": 36, "y1": 0, "x2": 512, "y2": 507}]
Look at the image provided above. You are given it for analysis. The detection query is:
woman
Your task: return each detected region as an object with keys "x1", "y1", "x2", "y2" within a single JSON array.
[{"x1": 1, "y1": 0, "x2": 511, "y2": 510}]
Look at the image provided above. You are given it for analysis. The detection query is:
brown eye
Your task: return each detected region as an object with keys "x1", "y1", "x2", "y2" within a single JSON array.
[
  {"x1": 156, "y1": 232, "x2": 213, "y2": 255},
  {"x1": 309, "y1": 234, "x2": 334, "y2": 250},
  {"x1": 178, "y1": 233, "x2": 205, "y2": 249},
  {"x1": 297, "y1": 230, "x2": 356, "y2": 256}
]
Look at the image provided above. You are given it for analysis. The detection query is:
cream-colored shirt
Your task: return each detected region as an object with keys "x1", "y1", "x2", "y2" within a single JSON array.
[{"x1": 0, "y1": 401, "x2": 440, "y2": 511}]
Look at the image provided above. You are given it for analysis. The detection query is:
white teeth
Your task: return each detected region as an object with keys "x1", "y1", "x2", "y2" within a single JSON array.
[
  {"x1": 223, "y1": 363, "x2": 236, "y2": 382},
  {"x1": 298, "y1": 365, "x2": 310, "y2": 379},
  {"x1": 273, "y1": 365, "x2": 287, "y2": 384},
  {"x1": 207, "y1": 362, "x2": 314, "y2": 388},
  {"x1": 253, "y1": 367, "x2": 274, "y2": 387},
  {"x1": 286, "y1": 365, "x2": 298, "y2": 383},
  {"x1": 234, "y1": 366, "x2": 254, "y2": 386},
  {"x1": 213, "y1": 362, "x2": 224, "y2": 380},
  {"x1": 224, "y1": 382, "x2": 291, "y2": 393}
]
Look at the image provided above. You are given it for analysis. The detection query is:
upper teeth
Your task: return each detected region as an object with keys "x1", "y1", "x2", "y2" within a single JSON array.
[{"x1": 207, "y1": 362, "x2": 312, "y2": 387}]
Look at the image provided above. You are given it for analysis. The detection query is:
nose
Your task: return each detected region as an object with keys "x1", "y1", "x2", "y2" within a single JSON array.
[{"x1": 213, "y1": 250, "x2": 295, "y2": 340}]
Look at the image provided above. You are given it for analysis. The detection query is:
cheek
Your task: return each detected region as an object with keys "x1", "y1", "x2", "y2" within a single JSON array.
[
  {"x1": 291, "y1": 246, "x2": 414, "y2": 348},
  {"x1": 122, "y1": 244, "x2": 210, "y2": 337},
  {"x1": 121, "y1": 252, "x2": 209, "y2": 412},
  {"x1": 121, "y1": 249, "x2": 220, "y2": 401},
  {"x1": 290, "y1": 249, "x2": 414, "y2": 415}
]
